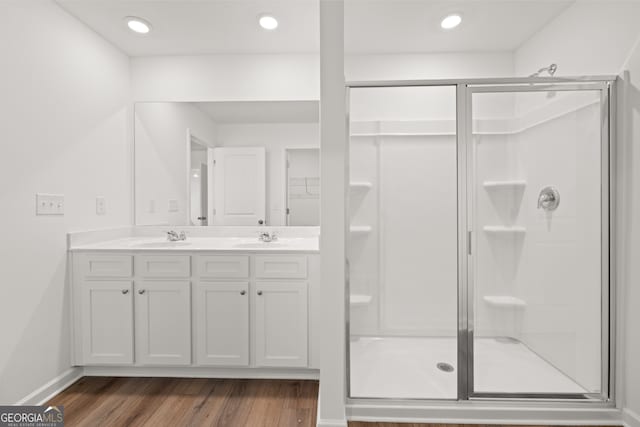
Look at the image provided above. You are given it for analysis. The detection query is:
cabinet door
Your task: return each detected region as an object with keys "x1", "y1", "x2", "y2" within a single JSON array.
[
  {"x1": 195, "y1": 282, "x2": 249, "y2": 366},
  {"x1": 135, "y1": 280, "x2": 191, "y2": 365},
  {"x1": 81, "y1": 281, "x2": 133, "y2": 365},
  {"x1": 254, "y1": 281, "x2": 308, "y2": 367}
]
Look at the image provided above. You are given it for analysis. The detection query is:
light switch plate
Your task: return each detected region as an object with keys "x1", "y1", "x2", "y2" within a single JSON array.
[
  {"x1": 36, "y1": 193, "x2": 64, "y2": 215},
  {"x1": 168, "y1": 199, "x2": 179, "y2": 212},
  {"x1": 96, "y1": 197, "x2": 106, "y2": 215}
]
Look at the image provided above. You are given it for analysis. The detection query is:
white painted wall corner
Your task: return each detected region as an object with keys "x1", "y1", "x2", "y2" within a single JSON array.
[{"x1": 15, "y1": 367, "x2": 83, "y2": 406}]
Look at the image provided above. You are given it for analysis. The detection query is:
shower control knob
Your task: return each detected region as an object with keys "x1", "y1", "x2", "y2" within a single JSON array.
[{"x1": 537, "y1": 186, "x2": 560, "y2": 211}]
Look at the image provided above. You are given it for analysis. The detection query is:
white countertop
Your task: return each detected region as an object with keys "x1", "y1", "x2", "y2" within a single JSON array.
[{"x1": 69, "y1": 236, "x2": 319, "y2": 253}]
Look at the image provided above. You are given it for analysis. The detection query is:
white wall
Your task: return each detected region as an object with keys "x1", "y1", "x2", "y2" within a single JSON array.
[
  {"x1": 131, "y1": 54, "x2": 320, "y2": 102},
  {"x1": 216, "y1": 123, "x2": 319, "y2": 226},
  {"x1": 619, "y1": 36, "x2": 640, "y2": 427},
  {"x1": 0, "y1": 0, "x2": 131, "y2": 404},
  {"x1": 346, "y1": 52, "x2": 514, "y2": 81},
  {"x1": 514, "y1": 1, "x2": 640, "y2": 78},
  {"x1": 135, "y1": 103, "x2": 217, "y2": 225}
]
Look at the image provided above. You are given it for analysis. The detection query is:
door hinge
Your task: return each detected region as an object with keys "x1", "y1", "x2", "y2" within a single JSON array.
[
  {"x1": 286, "y1": 208, "x2": 290, "y2": 215},
  {"x1": 467, "y1": 231, "x2": 472, "y2": 255},
  {"x1": 213, "y1": 159, "x2": 216, "y2": 166}
]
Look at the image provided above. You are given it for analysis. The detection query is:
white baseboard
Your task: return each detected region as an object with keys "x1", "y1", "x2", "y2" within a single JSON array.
[
  {"x1": 15, "y1": 367, "x2": 83, "y2": 405},
  {"x1": 624, "y1": 408, "x2": 640, "y2": 427},
  {"x1": 83, "y1": 366, "x2": 319, "y2": 380},
  {"x1": 316, "y1": 419, "x2": 348, "y2": 427}
]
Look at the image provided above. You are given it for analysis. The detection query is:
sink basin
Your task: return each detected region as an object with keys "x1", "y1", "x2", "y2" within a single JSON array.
[
  {"x1": 131, "y1": 241, "x2": 192, "y2": 249},
  {"x1": 233, "y1": 242, "x2": 287, "y2": 249}
]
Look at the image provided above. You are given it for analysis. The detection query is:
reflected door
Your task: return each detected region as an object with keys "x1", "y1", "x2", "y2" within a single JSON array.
[
  {"x1": 468, "y1": 84, "x2": 609, "y2": 397},
  {"x1": 212, "y1": 147, "x2": 266, "y2": 225}
]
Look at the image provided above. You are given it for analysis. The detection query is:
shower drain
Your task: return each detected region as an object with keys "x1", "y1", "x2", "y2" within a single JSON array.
[{"x1": 436, "y1": 362, "x2": 455, "y2": 373}]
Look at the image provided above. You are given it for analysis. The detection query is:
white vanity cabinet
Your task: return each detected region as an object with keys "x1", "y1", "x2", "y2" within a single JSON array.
[
  {"x1": 80, "y1": 280, "x2": 133, "y2": 365},
  {"x1": 195, "y1": 281, "x2": 250, "y2": 366},
  {"x1": 254, "y1": 281, "x2": 308, "y2": 367},
  {"x1": 193, "y1": 254, "x2": 309, "y2": 368},
  {"x1": 71, "y1": 250, "x2": 319, "y2": 376},
  {"x1": 74, "y1": 254, "x2": 191, "y2": 366},
  {"x1": 135, "y1": 280, "x2": 191, "y2": 365}
]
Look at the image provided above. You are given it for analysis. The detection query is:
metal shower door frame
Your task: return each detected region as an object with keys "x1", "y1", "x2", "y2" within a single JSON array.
[
  {"x1": 460, "y1": 80, "x2": 615, "y2": 402},
  {"x1": 344, "y1": 76, "x2": 616, "y2": 406}
]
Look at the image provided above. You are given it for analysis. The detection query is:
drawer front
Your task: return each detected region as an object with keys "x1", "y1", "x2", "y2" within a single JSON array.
[
  {"x1": 135, "y1": 255, "x2": 191, "y2": 278},
  {"x1": 79, "y1": 254, "x2": 133, "y2": 278},
  {"x1": 196, "y1": 255, "x2": 249, "y2": 279},
  {"x1": 255, "y1": 256, "x2": 307, "y2": 279}
]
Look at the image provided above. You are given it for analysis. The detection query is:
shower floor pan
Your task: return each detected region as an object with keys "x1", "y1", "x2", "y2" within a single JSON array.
[{"x1": 349, "y1": 336, "x2": 587, "y2": 399}]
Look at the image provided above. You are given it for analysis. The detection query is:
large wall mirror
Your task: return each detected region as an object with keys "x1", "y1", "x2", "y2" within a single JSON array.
[{"x1": 134, "y1": 101, "x2": 320, "y2": 226}]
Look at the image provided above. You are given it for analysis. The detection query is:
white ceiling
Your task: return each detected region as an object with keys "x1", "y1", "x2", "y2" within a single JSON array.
[
  {"x1": 345, "y1": 0, "x2": 574, "y2": 54},
  {"x1": 194, "y1": 101, "x2": 319, "y2": 123},
  {"x1": 56, "y1": 0, "x2": 574, "y2": 56},
  {"x1": 56, "y1": 0, "x2": 320, "y2": 56}
]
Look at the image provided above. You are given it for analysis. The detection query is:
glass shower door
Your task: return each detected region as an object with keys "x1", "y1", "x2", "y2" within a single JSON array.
[
  {"x1": 468, "y1": 83, "x2": 610, "y2": 398},
  {"x1": 347, "y1": 85, "x2": 459, "y2": 399}
]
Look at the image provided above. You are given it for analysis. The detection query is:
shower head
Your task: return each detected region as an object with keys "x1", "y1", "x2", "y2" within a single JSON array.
[{"x1": 529, "y1": 63, "x2": 558, "y2": 78}]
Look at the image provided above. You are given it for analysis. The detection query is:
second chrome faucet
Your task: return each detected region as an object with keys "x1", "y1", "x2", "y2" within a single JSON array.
[{"x1": 167, "y1": 230, "x2": 187, "y2": 241}]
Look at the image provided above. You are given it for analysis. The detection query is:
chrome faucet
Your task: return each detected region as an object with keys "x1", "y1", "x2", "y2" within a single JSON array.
[
  {"x1": 258, "y1": 231, "x2": 278, "y2": 243},
  {"x1": 167, "y1": 230, "x2": 187, "y2": 242}
]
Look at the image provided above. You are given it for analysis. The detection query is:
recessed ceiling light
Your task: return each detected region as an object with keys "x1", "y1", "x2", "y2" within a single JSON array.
[
  {"x1": 440, "y1": 14, "x2": 462, "y2": 30},
  {"x1": 125, "y1": 17, "x2": 152, "y2": 34},
  {"x1": 259, "y1": 14, "x2": 278, "y2": 30}
]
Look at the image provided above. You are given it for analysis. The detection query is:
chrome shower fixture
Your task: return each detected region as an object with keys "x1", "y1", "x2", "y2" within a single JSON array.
[{"x1": 529, "y1": 63, "x2": 558, "y2": 77}]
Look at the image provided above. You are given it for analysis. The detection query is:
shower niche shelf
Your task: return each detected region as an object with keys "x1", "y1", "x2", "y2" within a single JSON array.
[
  {"x1": 483, "y1": 225, "x2": 526, "y2": 235},
  {"x1": 350, "y1": 225, "x2": 372, "y2": 236},
  {"x1": 483, "y1": 295, "x2": 527, "y2": 308},
  {"x1": 350, "y1": 294, "x2": 373, "y2": 307},
  {"x1": 483, "y1": 180, "x2": 527, "y2": 190},
  {"x1": 350, "y1": 181, "x2": 373, "y2": 192}
]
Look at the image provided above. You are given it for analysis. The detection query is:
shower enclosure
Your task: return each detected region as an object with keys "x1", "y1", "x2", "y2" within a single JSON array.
[{"x1": 346, "y1": 77, "x2": 614, "y2": 402}]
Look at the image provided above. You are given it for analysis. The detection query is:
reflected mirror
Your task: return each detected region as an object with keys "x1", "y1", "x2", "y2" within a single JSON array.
[{"x1": 134, "y1": 101, "x2": 319, "y2": 226}]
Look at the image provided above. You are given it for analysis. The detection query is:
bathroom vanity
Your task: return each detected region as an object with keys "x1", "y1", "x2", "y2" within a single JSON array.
[{"x1": 68, "y1": 229, "x2": 320, "y2": 379}]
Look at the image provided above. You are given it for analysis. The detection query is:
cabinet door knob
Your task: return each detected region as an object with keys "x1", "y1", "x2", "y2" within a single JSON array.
[
  {"x1": 122, "y1": 289, "x2": 129, "y2": 295},
  {"x1": 240, "y1": 290, "x2": 246, "y2": 295},
  {"x1": 257, "y1": 290, "x2": 263, "y2": 296},
  {"x1": 138, "y1": 289, "x2": 145, "y2": 295}
]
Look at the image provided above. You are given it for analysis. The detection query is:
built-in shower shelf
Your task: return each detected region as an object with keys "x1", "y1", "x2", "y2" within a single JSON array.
[
  {"x1": 483, "y1": 225, "x2": 526, "y2": 235},
  {"x1": 483, "y1": 180, "x2": 527, "y2": 190},
  {"x1": 350, "y1": 225, "x2": 372, "y2": 236},
  {"x1": 350, "y1": 181, "x2": 373, "y2": 192},
  {"x1": 483, "y1": 296, "x2": 527, "y2": 308},
  {"x1": 350, "y1": 294, "x2": 373, "y2": 307}
]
